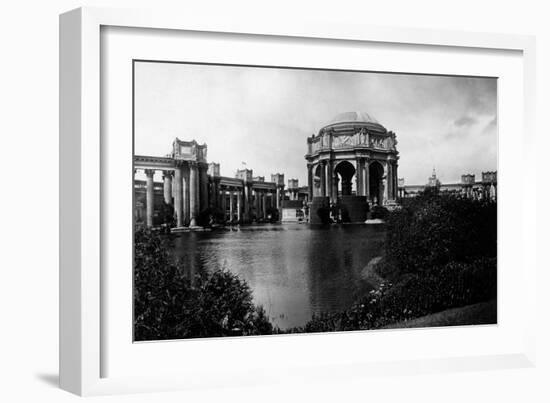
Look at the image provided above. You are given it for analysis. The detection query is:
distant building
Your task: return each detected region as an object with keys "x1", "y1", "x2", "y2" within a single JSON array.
[
  {"x1": 398, "y1": 170, "x2": 497, "y2": 201},
  {"x1": 428, "y1": 168, "x2": 441, "y2": 188}
]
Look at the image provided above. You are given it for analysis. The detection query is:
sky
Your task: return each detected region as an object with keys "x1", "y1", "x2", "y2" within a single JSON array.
[{"x1": 134, "y1": 61, "x2": 497, "y2": 186}]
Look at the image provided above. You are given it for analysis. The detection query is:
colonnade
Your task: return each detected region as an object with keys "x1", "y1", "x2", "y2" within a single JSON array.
[
  {"x1": 216, "y1": 186, "x2": 278, "y2": 222},
  {"x1": 219, "y1": 188, "x2": 243, "y2": 223},
  {"x1": 252, "y1": 188, "x2": 276, "y2": 220},
  {"x1": 136, "y1": 167, "x2": 285, "y2": 227},
  {"x1": 137, "y1": 161, "x2": 208, "y2": 228}
]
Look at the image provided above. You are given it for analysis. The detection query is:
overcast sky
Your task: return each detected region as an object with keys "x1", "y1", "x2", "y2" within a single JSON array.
[{"x1": 134, "y1": 61, "x2": 497, "y2": 186}]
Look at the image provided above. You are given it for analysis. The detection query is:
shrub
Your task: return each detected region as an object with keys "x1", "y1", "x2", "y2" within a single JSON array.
[
  {"x1": 385, "y1": 195, "x2": 496, "y2": 275},
  {"x1": 154, "y1": 202, "x2": 175, "y2": 227},
  {"x1": 370, "y1": 205, "x2": 389, "y2": 220},
  {"x1": 134, "y1": 228, "x2": 272, "y2": 340}
]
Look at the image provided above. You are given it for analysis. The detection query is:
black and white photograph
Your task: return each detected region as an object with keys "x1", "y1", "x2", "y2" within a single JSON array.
[{"x1": 132, "y1": 61, "x2": 498, "y2": 341}]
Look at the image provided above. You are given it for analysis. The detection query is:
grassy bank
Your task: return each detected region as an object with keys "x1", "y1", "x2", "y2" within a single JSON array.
[{"x1": 383, "y1": 299, "x2": 497, "y2": 329}]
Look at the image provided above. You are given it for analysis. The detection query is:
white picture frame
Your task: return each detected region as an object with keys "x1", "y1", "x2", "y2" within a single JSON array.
[{"x1": 59, "y1": 7, "x2": 537, "y2": 396}]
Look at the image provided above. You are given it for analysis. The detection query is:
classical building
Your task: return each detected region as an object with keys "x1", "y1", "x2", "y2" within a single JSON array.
[
  {"x1": 305, "y1": 111, "x2": 399, "y2": 223},
  {"x1": 398, "y1": 169, "x2": 497, "y2": 200},
  {"x1": 134, "y1": 138, "x2": 286, "y2": 228}
]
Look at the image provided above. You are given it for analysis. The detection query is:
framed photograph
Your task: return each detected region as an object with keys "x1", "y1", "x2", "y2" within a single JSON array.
[{"x1": 60, "y1": 7, "x2": 537, "y2": 396}]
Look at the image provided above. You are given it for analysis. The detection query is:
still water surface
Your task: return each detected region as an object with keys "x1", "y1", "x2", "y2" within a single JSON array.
[{"x1": 165, "y1": 223, "x2": 386, "y2": 330}]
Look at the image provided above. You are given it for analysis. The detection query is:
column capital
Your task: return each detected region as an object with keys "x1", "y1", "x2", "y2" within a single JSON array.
[
  {"x1": 144, "y1": 169, "x2": 155, "y2": 177},
  {"x1": 162, "y1": 170, "x2": 173, "y2": 178}
]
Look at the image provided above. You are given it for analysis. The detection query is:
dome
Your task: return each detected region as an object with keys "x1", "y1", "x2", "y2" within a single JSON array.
[{"x1": 322, "y1": 111, "x2": 387, "y2": 133}]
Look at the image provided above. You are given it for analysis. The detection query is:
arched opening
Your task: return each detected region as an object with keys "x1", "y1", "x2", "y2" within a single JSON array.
[
  {"x1": 313, "y1": 164, "x2": 322, "y2": 196},
  {"x1": 368, "y1": 161, "x2": 384, "y2": 205},
  {"x1": 334, "y1": 161, "x2": 356, "y2": 196}
]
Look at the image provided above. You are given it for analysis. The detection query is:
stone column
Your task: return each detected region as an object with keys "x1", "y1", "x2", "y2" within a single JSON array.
[
  {"x1": 387, "y1": 162, "x2": 392, "y2": 200},
  {"x1": 392, "y1": 162, "x2": 396, "y2": 200},
  {"x1": 307, "y1": 164, "x2": 313, "y2": 201},
  {"x1": 182, "y1": 164, "x2": 190, "y2": 225},
  {"x1": 221, "y1": 189, "x2": 227, "y2": 221},
  {"x1": 174, "y1": 166, "x2": 183, "y2": 227},
  {"x1": 243, "y1": 184, "x2": 250, "y2": 222},
  {"x1": 237, "y1": 190, "x2": 242, "y2": 222},
  {"x1": 211, "y1": 179, "x2": 218, "y2": 208},
  {"x1": 389, "y1": 163, "x2": 394, "y2": 200},
  {"x1": 394, "y1": 163, "x2": 399, "y2": 200},
  {"x1": 145, "y1": 169, "x2": 155, "y2": 228},
  {"x1": 364, "y1": 160, "x2": 370, "y2": 200},
  {"x1": 229, "y1": 190, "x2": 235, "y2": 222},
  {"x1": 320, "y1": 161, "x2": 326, "y2": 197},
  {"x1": 326, "y1": 161, "x2": 333, "y2": 202},
  {"x1": 171, "y1": 174, "x2": 176, "y2": 200},
  {"x1": 383, "y1": 162, "x2": 389, "y2": 204},
  {"x1": 262, "y1": 191, "x2": 267, "y2": 218},
  {"x1": 254, "y1": 190, "x2": 260, "y2": 219},
  {"x1": 162, "y1": 170, "x2": 173, "y2": 205},
  {"x1": 199, "y1": 164, "x2": 208, "y2": 213},
  {"x1": 189, "y1": 162, "x2": 198, "y2": 227},
  {"x1": 390, "y1": 162, "x2": 396, "y2": 200},
  {"x1": 356, "y1": 159, "x2": 363, "y2": 196}
]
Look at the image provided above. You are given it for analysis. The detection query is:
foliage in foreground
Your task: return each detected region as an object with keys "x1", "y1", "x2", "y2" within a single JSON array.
[
  {"x1": 134, "y1": 228, "x2": 272, "y2": 341},
  {"x1": 370, "y1": 205, "x2": 389, "y2": 220},
  {"x1": 383, "y1": 192, "x2": 497, "y2": 277}
]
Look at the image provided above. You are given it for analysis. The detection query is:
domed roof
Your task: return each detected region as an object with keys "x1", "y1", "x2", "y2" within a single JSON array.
[{"x1": 322, "y1": 111, "x2": 386, "y2": 133}]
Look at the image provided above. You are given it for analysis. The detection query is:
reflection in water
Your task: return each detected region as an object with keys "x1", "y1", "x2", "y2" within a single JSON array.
[{"x1": 165, "y1": 224, "x2": 386, "y2": 329}]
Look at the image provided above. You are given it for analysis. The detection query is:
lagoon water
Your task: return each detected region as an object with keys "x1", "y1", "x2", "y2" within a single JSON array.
[{"x1": 165, "y1": 224, "x2": 386, "y2": 330}]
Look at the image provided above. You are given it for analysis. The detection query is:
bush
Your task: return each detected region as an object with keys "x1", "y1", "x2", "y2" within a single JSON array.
[
  {"x1": 363, "y1": 257, "x2": 496, "y2": 327},
  {"x1": 370, "y1": 205, "x2": 389, "y2": 220},
  {"x1": 134, "y1": 228, "x2": 272, "y2": 340},
  {"x1": 385, "y1": 195, "x2": 496, "y2": 275},
  {"x1": 154, "y1": 202, "x2": 175, "y2": 227}
]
